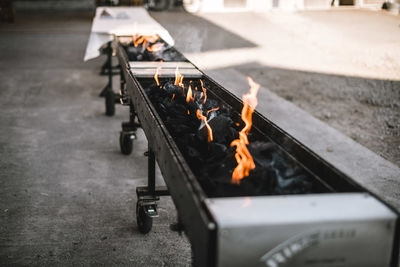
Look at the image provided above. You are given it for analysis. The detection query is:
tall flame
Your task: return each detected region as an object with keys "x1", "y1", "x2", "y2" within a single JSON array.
[
  {"x1": 186, "y1": 85, "x2": 194, "y2": 103},
  {"x1": 154, "y1": 65, "x2": 161, "y2": 87},
  {"x1": 200, "y1": 79, "x2": 207, "y2": 104},
  {"x1": 174, "y1": 66, "x2": 185, "y2": 95},
  {"x1": 133, "y1": 35, "x2": 160, "y2": 47},
  {"x1": 196, "y1": 110, "x2": 213, "y2": 142},
  {"x1": 174, "y1": 66, "x2": 182, "y2": 85},
  {"x1": 230, "y1": 77, "x2": 260, "y2": 184}
]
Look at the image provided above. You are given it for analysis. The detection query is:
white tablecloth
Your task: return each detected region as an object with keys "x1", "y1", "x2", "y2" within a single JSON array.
[{"x1": 84, "y1": 7, "x2": 175, "y2": 61}]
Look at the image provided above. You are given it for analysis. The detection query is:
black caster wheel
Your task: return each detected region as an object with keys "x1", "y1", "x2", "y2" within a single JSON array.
[
  {"x1": 119, "y1": 132, "x2": 134, "y2": 155},
  {"x1": 136, "y1": 201, "x2": 153, "y2": 234},
  {"x1": 105, "y1": 90, "x2": 115, "y2": 116}
]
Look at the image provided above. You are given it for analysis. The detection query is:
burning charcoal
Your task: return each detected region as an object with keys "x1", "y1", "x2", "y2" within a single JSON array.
[
  {"x1": 141, "y1": 73, "x2": 321, "y2": 198},
  {"x1": 204, "y1": 99, "x2": 219, "y2": 110},
  {"x1": 275, "y1": 174, "x2": 312, "y2": 195},
  {"x1": 197, "y1": 114, "x2": 235, "y2": 144},
  {"x1": 160, "y1": 47, "x2": 186, "y2": 62},
  {"x1": 163, "y1": 82, "x2": 182, "y2": 96},
  {"x1": 248, "y1": 142, "x2": 277, "y2": 168},
  {"x1": 126, "y1": 46, "x2": 143, "y2": 61},
  {"x1": 207, "y1": 143, "x2": 228, "y2": 163}
]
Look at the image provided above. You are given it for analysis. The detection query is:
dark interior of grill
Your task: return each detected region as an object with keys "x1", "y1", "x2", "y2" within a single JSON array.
[
  {"x1": 121, "y1": 37, "x2": 361, "y2": 198},
  {"x1": 137, "y1": 77, "x2": 346, "y2": 198}
]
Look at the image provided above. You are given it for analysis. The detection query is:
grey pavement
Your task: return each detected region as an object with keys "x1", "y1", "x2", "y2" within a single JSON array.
[{"x1": 0, "y1": 11, "x2": 191, "y2": 266}]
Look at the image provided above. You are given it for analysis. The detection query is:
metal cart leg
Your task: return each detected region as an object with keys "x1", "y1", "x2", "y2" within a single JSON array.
[
  {"x1": 100, "y1": 42, "x2": 112, "y2": 97},
  {"x1": 99, "y1": 42, "x2": 119, "y2": 116},
  {"x1": 136, "y1": 146, "x2": 169, "y2": 234},
  {"x1": 119, "y1": 104, "x2": 140, "y2": 155}
]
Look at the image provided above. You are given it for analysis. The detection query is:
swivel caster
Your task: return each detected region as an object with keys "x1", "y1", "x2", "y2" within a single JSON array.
[
  {"x1": 136, "y1": 201, "x2": 158, "y2": 234},
  {"x1": 119, "y1": 131, "x2": 136, "y2": 155}
]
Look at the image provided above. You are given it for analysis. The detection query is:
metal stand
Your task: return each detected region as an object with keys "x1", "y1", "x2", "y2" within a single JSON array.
[
  {"x1": 136, "y1": 147, "x2": 169, "y2": 234},
  {"x1": 119, "y1": 104, "x2": 141, "y2": 155},
  {"x1": 99, "y1": 42, "x2": 113, "y2": 97},
  {"x1": 99, "y1": 42, "x2": 120, "y2": 116}
]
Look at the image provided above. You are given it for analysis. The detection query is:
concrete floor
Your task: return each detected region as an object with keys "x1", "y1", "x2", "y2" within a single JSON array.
[
  {"x1": 151, "y1": 8, "x2": 400, "y2": 166},
  {"x1": 0, "y1": 12, "x2": 191, "y2": 266}
]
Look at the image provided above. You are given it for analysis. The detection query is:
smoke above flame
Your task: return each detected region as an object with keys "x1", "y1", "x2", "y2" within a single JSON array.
[{"x1": 230, "y1": 77, "x2": 260, "y2": 184}]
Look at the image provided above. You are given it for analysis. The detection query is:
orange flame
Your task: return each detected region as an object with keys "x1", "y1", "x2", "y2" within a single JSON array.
[
  {"x1": 133, "y1": 36, "x2": 144, "y2": 47},
  {"x1": 154, "y1": 65, "x2": 161, "y2": 87},
  {"x1": 171, "y1": 93, "x2": 175, "y2": 101},
  {"x1": 174, "y1": 66, "x2": 183, "y2": 86},
  {"x1": 186, "y1": 85, "x2": 194, "y2": 103},
  {"x1": 133, "y1": 35, "x2": 159, "y2": 47},
  {"x1": 146, "y1": 43, "x2": 165, "y2": 52},
  {"x1": 179, "y1": 76, "x2": 184, "y2": 88},
  {"x1": 230, "y1": 77, "x2": 260, "y2": 184},
  {"x1": 196, "y1": 110, "x2": 213, "y2": 142},
  {"x1": 206, "y1": 107, "x2": 220, "y2": 115},
  {"x1": 174, "y1": 67, "x2": 185, "y2": 95},
  {"x1": 200, "y1": 79, "x2": 207, "y2": 104}
]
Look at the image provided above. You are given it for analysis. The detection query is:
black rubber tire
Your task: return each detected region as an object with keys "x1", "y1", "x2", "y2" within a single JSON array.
[
  {"x1": 136, "y1": 202, "x2": 153, "y2": 234},
  {"x1": 119, "y1": 132, "x2": 133, "y2": 155},
  {"x1": 105, "y1": 90, "x2": 115, "y2": 116}
]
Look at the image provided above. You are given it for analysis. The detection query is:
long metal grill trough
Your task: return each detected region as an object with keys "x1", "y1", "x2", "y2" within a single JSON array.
[{"x1": 111, "y1": 37, "x2": 399, "y2": 267}]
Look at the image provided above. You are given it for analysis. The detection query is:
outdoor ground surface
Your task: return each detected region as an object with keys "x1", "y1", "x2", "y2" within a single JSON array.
[
  {"x1": 151, "y1": 8, "x2": 400, "y2": 167},
  {"x1": 0, "y1": 7, "x2": 399, "y2": 267},
  {"x1": 0, "y1": 11, "x2": 191, "y2": 266}
]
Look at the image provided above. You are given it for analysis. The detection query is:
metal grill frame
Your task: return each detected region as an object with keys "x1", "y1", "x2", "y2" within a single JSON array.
[{"x1": 112, "y1": 39, "x2": 399, "y2": 267}]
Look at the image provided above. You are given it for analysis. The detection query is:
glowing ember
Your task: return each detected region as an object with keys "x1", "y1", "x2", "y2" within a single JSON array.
[
  {"x1": 171, "y1": 93, "x2": 175, "y2": 101},
  {"x1": 230, "y1": 77, "x2": 260, "y2": 184},
  {"x1": 200, "y1": 79, "x2": 207, "y2": 104},
  {"x1": 186, "y1": 85, "x2": 194, "y2": 103},
  {"x1": 196, "y1": 110, "x2": 213, "y2": 142}
]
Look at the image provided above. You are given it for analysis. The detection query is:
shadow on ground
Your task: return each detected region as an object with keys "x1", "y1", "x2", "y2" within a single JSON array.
[{"x1": 150, "y1": 7, "x2": 257, "y2": 53}]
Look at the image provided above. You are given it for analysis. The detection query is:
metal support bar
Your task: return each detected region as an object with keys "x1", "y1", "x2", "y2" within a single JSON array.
[
  {"x1": 136, "y1": 186, "x2": 170, "y2": 198},
  {"x1": 148, "y1": 147, "x2": 156, "y2": 196},
  {"x1": 99, "y1": 42, "x2": 113, "y2": 97}
]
